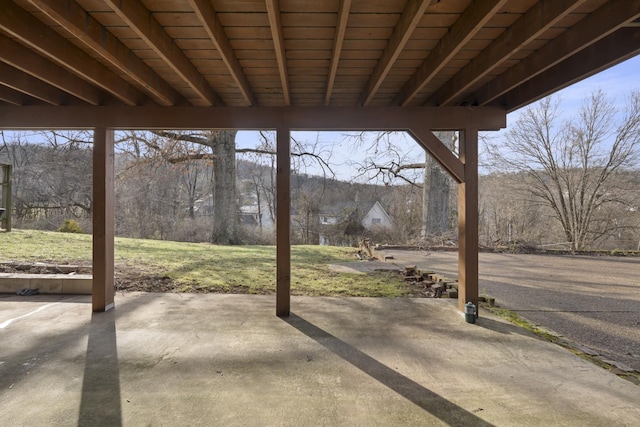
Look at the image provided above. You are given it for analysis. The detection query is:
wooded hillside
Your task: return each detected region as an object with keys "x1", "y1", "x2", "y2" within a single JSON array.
[{"x1": 1, "y1": 130, "x2": 638, "y2": 250}]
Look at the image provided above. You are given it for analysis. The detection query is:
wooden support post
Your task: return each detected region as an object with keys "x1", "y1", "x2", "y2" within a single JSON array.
[
  {"x1": 457, "y1": 128, "x2": 479, "y2": 314},
  {"x1": 1, "y1": 164, "x2": 12, "y2": 231},
  {"x1": 92, "y1": 128, "x2": 115, "y2": 312},
  {"x1": 276, "y1": 127, "x2": 291, "y2": 317}
]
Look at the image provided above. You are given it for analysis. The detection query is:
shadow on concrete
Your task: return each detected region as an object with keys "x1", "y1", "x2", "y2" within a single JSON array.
[
  {"x1": 284, "y1": 313, "x2": 495, "y2": 427},
  {"x1": 78, "y1": 310, "x2": 122, "y2": 427}
]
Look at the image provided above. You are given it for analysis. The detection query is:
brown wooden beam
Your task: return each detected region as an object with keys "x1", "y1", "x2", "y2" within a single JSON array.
[
  {"x1": 325, "y1": 0, "x2": 352, "y2": 105},
  {"x1": 495, "y1": 27, "x2": 640, "y2": 112},
  {"x1": 457, "y1": 128, "x2": 479, "y2": 314},
  {"x1": 359, "y1": 0, "x2": 433, "y2": 106},
  {"x1": 266, "y1": 0, "x2": 290, "y2": 105},
  {"x1": 0, "y1": 85, "x2": 30, "y2": 106},
  {"x1": 393, "y1": 0, "x2": 508, "y2": 106},
  {"x1": 189, "y1": 0, "x2": 256, "y2": 106},
  {"x1": 0, "y1": 0, "x2": 143, "y2": 106},
  {"x1": 104, "y1": 0, "x2": 221, "y2": 107},
  {"x1": 27, "y1": 0, "x2": 182, "y2": 107},
  {"x1": 472, "y1": 0, "x2": 640, "y2": 107},
  {"x1": 276, "y1": 127, "x2": 291, "y2": 317},
  {"x1": 0, "y1": 106, "x2": 506, "y2": 131},
  {"x1": 0, "y1": 36, "x2": 103, "y2": 105},
  {"x1": 92, "y1": 128, "x2": 115, "y2": 312},
  {"x1": 427, "y1": 0, "x2": 586, "y2": 106},
  {"x1": 407, "y1": 128, "x2": 464, "y2": 183},
  {"x1": 0, "y1": 62, "x2": 66, "y2": 106}
]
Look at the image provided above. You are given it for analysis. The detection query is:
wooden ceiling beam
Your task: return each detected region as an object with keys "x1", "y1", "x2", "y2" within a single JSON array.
[
  {"x1": 0, "y1": 106, "x2": 506, "y2": 131},
  {"x1": 0, "y1": 0, "x2": 143, "y2": 106},
  {"x1": 0, "y1": 36, "x2": 103, "y2": 105},
  {"x1": 104, "y1": 0, "x2": 222, "y2": 107},
  {"x1": 427, "y1": 0, "x2": 587, "y2": 106},
  {"x1": 0, "y1": 62, "x2": 67, "y2": 105},
  {"x1": 473, "y1": 0, "x2": 640, "y2": 107},
  {"x1": 0, "y1": 85, "x2": 32, "y2": 106},
  {"x1": 392, "y1": 0, "x2": 508, "y2": 106},
  {"x1": 0, "y1": 0, "x2": 143, "y2": 105},
  {"x1": 26, "y1": 0, "x2": 182, "y2": 107},
  {"x1": 188, "y1": 0, "x2": 256, "y2": 106},
  {"x1": 265, "y1": 0, "x2": 290, "y2": 106},
  {"x1": 494, "y1": 27, "x2": 640, "y2": 112},
  {"x1": 325, "y1": 0, "x2": 352, "y2": 106},
  {"x1": 359, "y1": 0, "x2": 433, "y2": 106}
]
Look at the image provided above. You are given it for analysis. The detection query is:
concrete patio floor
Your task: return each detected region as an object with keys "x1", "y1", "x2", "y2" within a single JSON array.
[{"x1": 2, "y1": 292, "x2": 640, "y2": 426}]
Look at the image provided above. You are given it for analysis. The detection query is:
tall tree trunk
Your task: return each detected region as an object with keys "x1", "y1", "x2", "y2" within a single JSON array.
[
  {"x1": 422, "y1": 131, "x2": 453, "y2": 237},
  {"x1": 208, "y1": 130, "x2": 238, "y2": 244},
  {"x1": 420, "y1": 151, "x2": 429, "y2": 239}
]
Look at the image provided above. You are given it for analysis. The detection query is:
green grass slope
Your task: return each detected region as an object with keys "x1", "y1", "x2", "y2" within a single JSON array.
[{"x1": 0, "y1": 229, "x2": 410, "y2": 297}]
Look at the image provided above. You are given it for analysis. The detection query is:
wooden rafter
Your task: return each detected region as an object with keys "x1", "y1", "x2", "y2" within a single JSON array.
[
  {"x1": 0, "y1": 36, "x2": 103, "y2": 105},
  {"x1": 189, "y1": 0, "x2": 256, "y2": 107},
  {"x1": 325, "y1": 0, "x2": 352, "y2": 106},
  {"x1": 392, "y1": 0, "x2": 508, "y2": 106},
  {"x1": 359, "y1": 0, "x2": 433, "y2": 106},
  {"x1": 265, "y1": 0, "x2": 290, "y2": 106},
  {"x1": 26, "y1": 0, "x2": 181, "y2": 107},
  {"x1": 0, "y1": 1, "x2": 634, "y2": 111},
  {"x1": 496, "y1": 27, "x2": 640, "y2": 112},
  {"x1": 472, "y1": 0, "x2": 640, "y2": 107},
  {"x1": 426, "y1": 0, "x2": 587, "y2": 106},
  {"x1": 0, "y1": 0, "x2": 142, "y2": 106},
  {"x1": 0, "y1": 62, "x2": 66, "y2": 106},
  {"x1": 0, "y1": 85, "x2": 29, "y2": 106},
  {"x1": 103, "y1": 0, "x2": 222, "y2": 107}
]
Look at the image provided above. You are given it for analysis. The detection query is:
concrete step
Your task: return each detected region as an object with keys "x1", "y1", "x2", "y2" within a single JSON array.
[{"x1": 0, "y1": 273, "x2": 92, "y2": 294}]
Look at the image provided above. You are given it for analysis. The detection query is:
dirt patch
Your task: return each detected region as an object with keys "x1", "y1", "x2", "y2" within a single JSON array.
[
  {"x1": 114, "y1": 269, "x2": 265, "y2": 294},
  {"x1": 0, "y1": 262, "x2": 91, "y2": 275},
  {"x1": 114, "y1": 267, "x2": 178, "y2": 293},
  {"x1": 0, "y1": 261, "x2": 272, "y2": 294}
]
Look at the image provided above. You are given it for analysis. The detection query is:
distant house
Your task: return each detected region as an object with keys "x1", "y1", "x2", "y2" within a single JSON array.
[
  {"x1": 320, "y1": 200, "x2": 393, "y2": 228},
  {"x1": 194, "y1": 193, "x2": 275, "y2": 229},
  {"x1": 319, "y1": 200, "x2": 393, "y2": 245},
  {"x1": 239, "y1": 203, "x2": 275, "y2": 229}
]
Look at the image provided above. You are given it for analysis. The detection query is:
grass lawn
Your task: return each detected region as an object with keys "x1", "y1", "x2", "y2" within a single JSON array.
[{"x1": 0, "y1": 229, "x2": 411, "y2": 297}]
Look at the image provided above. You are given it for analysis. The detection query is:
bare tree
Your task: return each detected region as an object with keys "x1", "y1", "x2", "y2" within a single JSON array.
[
  {"x1": 237, "y1": 131, "x2": 278, "y2": 231},
  {"x1": 1, "y1": 131, "x2": 93, "y2": 228},
  {"x1": 487, "y1": 90, "x2": 640, "y2": 250},
  {"x1": 118, "y1": 130, "x2": 334, "y2": 244},
  {"x1": 121, "y1": 130, "x2": 237, "y2": 244}
]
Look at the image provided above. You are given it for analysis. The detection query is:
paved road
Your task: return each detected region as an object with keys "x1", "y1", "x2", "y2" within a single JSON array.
[{"x1": 381, "y1": 250, "x2": 640, "y2": 372}]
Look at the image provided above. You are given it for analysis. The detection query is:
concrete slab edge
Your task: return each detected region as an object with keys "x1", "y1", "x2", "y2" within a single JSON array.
[{"x1": 0, "y1": 273, "x2": 92, "y2": 294}]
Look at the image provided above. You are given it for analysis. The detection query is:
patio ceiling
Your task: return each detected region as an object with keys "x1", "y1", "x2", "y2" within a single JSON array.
[{"x1": 0, "y1": 0, "x2": 639, "y2": 126}]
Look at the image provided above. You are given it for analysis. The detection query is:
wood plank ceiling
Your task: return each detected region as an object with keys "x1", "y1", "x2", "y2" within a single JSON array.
[{"x1": 0, "y1": 0, "x2": 639, "y2": 114}]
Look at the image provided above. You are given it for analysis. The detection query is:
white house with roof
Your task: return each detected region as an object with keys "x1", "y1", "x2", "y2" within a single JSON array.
[
  {"x1": 319, "y1": 200, "x2": 393, "y2": 245},
  {"x1": 320, "y1": 200, "x2": 392, "y2": 228}
]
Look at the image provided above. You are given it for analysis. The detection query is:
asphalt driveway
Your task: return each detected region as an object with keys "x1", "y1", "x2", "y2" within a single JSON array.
[{"x1": 379, "y1": 250, "x2": 640, "y2": 372}]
